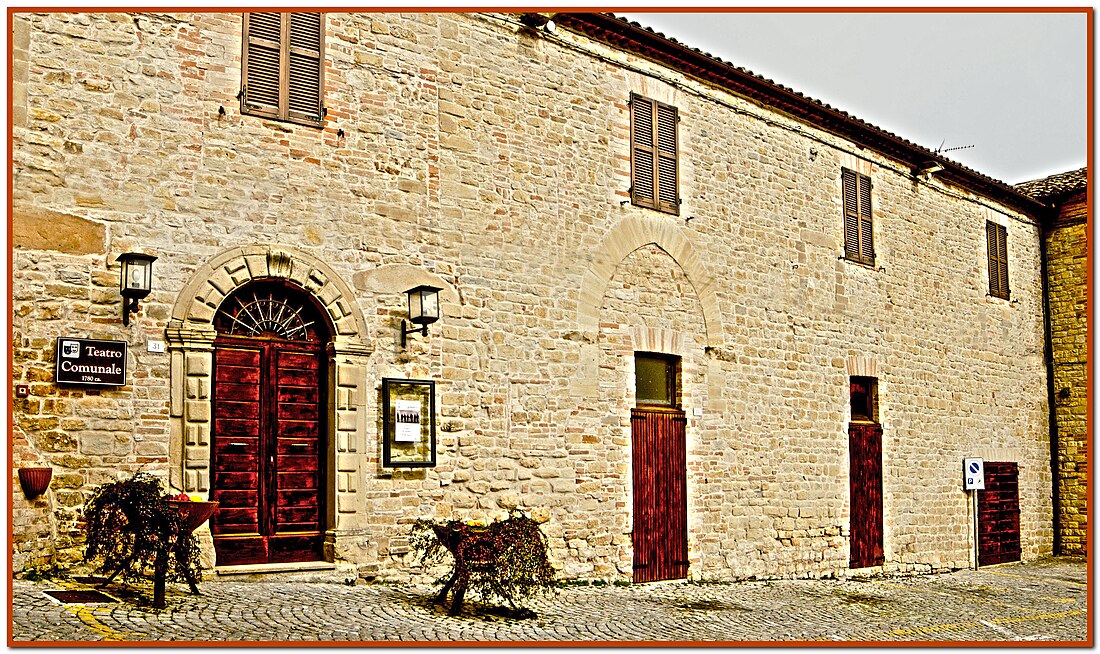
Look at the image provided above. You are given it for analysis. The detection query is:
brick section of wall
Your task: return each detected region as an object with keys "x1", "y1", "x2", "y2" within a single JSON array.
[
  {"x1": 1046, "y1": 191, "x2": 1088, "y2": 555},
  {"x1": 12, "y1": 12, "x2": 1051, "y2": 580}
]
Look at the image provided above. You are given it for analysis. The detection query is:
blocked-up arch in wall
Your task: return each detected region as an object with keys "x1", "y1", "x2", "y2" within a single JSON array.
[
  {"x1": 165, "y1": 246, "x2": 371, "y2": 561},
  {"x1": 577, "y1": 214, "x2": 724, "y2": 348}
]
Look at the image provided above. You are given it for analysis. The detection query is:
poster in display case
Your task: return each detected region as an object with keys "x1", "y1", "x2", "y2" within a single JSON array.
[{"x1": 382, "y1": 378, "x2": 436, "y2": 467}]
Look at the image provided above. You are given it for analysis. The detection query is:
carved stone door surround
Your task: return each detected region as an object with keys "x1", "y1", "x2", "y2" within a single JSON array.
[{"x1": 166, "y1": 246, "x2": 372, "y2": 554}]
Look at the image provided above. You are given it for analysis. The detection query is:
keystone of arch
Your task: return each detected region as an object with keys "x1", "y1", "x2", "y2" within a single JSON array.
[{"x1": 576, "y1": 214, "x2": 723, "y2": 348}]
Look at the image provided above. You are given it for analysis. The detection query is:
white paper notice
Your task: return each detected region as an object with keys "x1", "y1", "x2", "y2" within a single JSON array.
[{"x1": 394, "y1": 400, "x2": 422, "y2": 443}]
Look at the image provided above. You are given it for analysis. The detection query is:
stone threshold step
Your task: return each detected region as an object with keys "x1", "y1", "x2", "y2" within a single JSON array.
[{"x1": 215, "y1": 562, "x2": 337, "y2": 576}]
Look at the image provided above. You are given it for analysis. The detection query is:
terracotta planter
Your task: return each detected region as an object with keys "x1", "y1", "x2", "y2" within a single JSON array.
[
  {"x1": 18, "y1": 467, "x2": 52, "y2": 497},
  {"x1": 167, "y1": 500, "x2": 219, "y2": 534}
]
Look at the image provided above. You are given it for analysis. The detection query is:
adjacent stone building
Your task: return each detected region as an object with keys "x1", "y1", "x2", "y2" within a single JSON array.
[
  {"x1": 1017, "y1": 168, "x2": 1089, "y2": 556},
  {"x1": 12, "y1": 11, "x2": 1063, "y2": 581}
]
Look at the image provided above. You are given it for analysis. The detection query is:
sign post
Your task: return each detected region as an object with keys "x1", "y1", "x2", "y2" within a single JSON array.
[{"x1": 963, "y1": 457, "x2": 985, "y2": 569}]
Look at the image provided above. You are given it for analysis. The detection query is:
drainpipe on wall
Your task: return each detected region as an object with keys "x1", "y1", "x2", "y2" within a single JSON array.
[{"x1": 1038, "y1": 211, "x2": 1061, "y2": 556}]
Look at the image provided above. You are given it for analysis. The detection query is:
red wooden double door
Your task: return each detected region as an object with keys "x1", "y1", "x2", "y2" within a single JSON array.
[
  {"x1": 211, "y1": 337, "x2": 326, "y2": 566},
  {"x1": 631, "y1": 409, "x2": 688, "y2": 582}
]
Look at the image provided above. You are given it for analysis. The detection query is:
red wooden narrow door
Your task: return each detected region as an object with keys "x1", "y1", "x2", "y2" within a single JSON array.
[
  {"x1": 210, "y1": 281, "x2": 328, "y2": 566},
  {"x1": 849, "y1": 422, "x2": 884, "y2": 568},
  {"x1": 631, "y1": 409, "x2": 688, "y2": 582},
  {"x1": 978, "y1": 462, "x2": 1021, "y2": 566}
]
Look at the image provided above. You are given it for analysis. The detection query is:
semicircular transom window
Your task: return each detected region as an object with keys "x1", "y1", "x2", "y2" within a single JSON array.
[{"x1": 214, "y1": 281, "x2": 329, "y2": 342}]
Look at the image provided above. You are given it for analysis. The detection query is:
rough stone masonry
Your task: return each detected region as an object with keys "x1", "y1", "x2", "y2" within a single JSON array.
[{"x1": 11, "y1": 12, "x2": 1052, "y2": 582}]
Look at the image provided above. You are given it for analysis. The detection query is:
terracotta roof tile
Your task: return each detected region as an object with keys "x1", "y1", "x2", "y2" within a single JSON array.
[{"x1": 1015, "y1": 167, "x2": 1088, "y2": 200}]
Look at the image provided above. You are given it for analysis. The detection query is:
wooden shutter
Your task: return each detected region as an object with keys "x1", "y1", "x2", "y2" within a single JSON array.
[
  {"x1": 843, "y1": 169, "x2": 860, "y2": 260},
  {"x1": 655, "y1": 103, "x2": 679, "y2": 214},
  {"x1": 842, "y1": 169, "x2": 874, "y2": 265},
  {"x1": 241, "y1": 12, "x2": 324, "y2": 126},
  {"x1": 287, "y1": 13, "x2": 323, "y2": 124},
  {"x1": 631, "y1": 94, "x2": 657, "y2": 210},
  {"x1": 987, "y1": 221, "x2": 1009, "y2": 299},
  {"x1": 858, "y1": 173, "x2": 874, "y2": 262},
  {"x1": 631, "y1": 94, "x2": 679, "y2": 215},
  {"x1": 242, "y1": 12, "x2": 282, "y2": 119}
]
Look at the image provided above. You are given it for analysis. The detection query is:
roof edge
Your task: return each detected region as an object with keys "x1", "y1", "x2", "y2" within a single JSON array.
[{"x1": 554, "y1": 12, "x2": 1051, "y2": 219}]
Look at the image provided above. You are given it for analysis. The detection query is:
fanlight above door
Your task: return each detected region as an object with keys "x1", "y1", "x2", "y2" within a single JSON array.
[{"x1": 214, "y1": 281, "x2": 328, "y2": 342}]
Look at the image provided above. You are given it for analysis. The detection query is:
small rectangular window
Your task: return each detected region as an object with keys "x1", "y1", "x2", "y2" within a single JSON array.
[
  {"x1": 630, "y1": 93, "x2": 679, "y2": 215},
  {"x1": 850, "y1": 376, "x2": 878, "y2": 423},
  {"x1": 635, "y1": 353, "x2": 678, "y2": 407},
  {"x1": 842, "y1": 168, "x2": 875, "y2": 266},
  {"x1": 987, "y1": 221, "x2": 1010, "y2": 299},
  {"x1": 241, "y1": 12, "x2": 325, "y2": 126}
]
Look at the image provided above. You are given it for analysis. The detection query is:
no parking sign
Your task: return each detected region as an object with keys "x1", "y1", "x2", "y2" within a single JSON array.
[{"x1": 963, "y1": 457, "x2": 985, "y2": 490}]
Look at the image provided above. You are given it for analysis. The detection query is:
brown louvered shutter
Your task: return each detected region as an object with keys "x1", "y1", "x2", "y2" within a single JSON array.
[
  {"x1": 842, "y1": 169, "x2": 861, "y2": 260},
  {"x1": 242, "y1": 12, "x2": 282, "y2": 119},
  {"x1": 631, "y1": 94, "x2": 657, "y2": 210},
  {"x1": 655, "y1": 102, "x2": 679, "y2": 214},
  {"x1": 987, "y1": 221, "x2": 1009, "y2": 299},
  {"x1": 631, "y1": 94, "x2": 679, "y2": 215},
  {"x1": 242, "y1": 12, "x2": 324, "y2": 126},
  {"x1": 858, "y1": 173, "x2": 874, "y2": 263},
  {"x1": 287, "y1": 13, "x2": 323, "y2": 124},
  {"x1": 842, "y1": 169, "x2": 874, "y2": 265}
]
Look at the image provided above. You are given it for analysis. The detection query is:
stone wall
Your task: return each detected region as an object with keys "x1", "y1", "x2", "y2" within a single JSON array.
[
  {"x1": 12, "y1": 11, "x2": 1051, "y2": 580},
  {"x1": 1046, "y1": 191, "x2": 1088, "y2": 555}
]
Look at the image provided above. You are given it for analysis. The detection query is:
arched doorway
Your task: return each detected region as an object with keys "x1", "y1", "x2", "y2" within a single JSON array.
[{"x1": 209, "y1": 279, "x2": 332, "y2": 565}]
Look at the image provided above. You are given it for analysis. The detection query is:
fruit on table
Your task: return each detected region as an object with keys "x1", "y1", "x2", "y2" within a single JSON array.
[{"x1": 168, "y1": 493, "x2": 191, "y2": 502}]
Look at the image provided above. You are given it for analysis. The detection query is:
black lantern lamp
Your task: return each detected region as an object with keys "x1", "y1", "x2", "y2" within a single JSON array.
[
  {"x1": 117, "y1": 253, "x2": 156, "y2": 326},
  {"x1": 401, "y1": 285, "x2": 441, "y2": 346}
]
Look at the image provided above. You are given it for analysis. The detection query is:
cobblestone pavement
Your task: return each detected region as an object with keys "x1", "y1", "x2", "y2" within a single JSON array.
[{"x1": 10, "y1": 557, "x2": 1088, "y2": 644}]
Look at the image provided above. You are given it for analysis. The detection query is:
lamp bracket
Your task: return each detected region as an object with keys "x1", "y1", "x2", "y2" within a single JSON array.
[
  {"x1": 401, "y1": 320, "x2": 428, "y2": 347},
  {"x1": 122, "y1": 297, "x2": 141, "y2": 326}
]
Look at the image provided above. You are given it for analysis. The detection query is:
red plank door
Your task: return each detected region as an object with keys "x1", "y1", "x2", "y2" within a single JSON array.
[
  {"x1": 849, "y1": 422, "x2": 884, "y2": 568},
  {"x1": 211, "y1": 339, "x2": 326, "y2": 566},
  {"x1": 978, "y1": 462, "x2": 1021, "y2": 566},
  {"x1": 631, "y1": 409, "x2": 688, "y2": 582}
]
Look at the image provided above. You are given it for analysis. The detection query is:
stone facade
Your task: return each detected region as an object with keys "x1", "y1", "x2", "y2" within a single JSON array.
[
  {"x1": 1018, "y1": 170, "x2": 1088, "y2": 556},
  {"x1": 12, "y1": 12, "x2": 1053, "y2": 579}
]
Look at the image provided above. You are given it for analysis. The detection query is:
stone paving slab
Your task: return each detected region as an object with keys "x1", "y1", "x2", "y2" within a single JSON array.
[{"x1": 9, "y1": 557, "x2": 1088, "y2": 644}]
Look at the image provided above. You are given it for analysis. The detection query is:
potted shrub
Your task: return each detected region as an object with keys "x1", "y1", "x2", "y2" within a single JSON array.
[
  {"x1": 410, "y1": 510, "x2": 554, "y2": 616},
  {"x1": 82, "y1": 472, "x2": 215, "y2": 608}
]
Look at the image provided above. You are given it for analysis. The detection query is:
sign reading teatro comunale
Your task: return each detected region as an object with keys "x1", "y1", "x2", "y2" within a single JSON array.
[{"x1": 55, "y1": 337, "x2": 128, "y2": 386}]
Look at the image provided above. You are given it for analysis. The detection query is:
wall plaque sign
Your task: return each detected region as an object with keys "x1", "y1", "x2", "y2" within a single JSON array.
[
  {"x1": 382, "y1": 378, "x2": 436, "y2": 467},
  {"x1": 55, "y1": 338, "x2": 128, "y2": 386}
]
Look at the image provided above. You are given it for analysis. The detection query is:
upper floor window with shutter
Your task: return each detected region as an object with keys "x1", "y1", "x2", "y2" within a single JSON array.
[
  {"x1": 241, "y1": 12, "x2": 325, "y2": 127},
  {"x1": 986, "y1": 221, "x2": 1010, "y2": 299},
  {"x1": 630, "y1": 93, "x2": 679, "y2": 215},
  {"x1": 842, "y1": 168, "x2": 875, "y2": 266}
]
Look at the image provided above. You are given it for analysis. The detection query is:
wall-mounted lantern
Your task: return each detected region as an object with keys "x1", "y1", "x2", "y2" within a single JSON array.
[
  {"x1": 117, "y1": 253, "x2": 156, "y2": 326},
  {"x1": 401, "y1": 285, "x2": 441, "y2": 346}
]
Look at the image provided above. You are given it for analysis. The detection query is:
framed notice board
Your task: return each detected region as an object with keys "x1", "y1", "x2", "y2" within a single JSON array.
[{"x1": 381, "y1": 378, "x2": 436, "y2": 468}]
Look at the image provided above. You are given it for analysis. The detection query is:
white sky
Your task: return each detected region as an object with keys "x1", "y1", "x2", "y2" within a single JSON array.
[{"x1": 623, "y1": 10, "x2": 1088, "y2": 185}]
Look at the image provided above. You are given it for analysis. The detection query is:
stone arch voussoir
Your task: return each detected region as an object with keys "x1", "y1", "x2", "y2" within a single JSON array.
[
  {"x1": 171, "y1": 245, "x2": 368, "y2": 338},
  {"x1": 578, "y1": 215, "x2": 723, "y2": 348}
]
